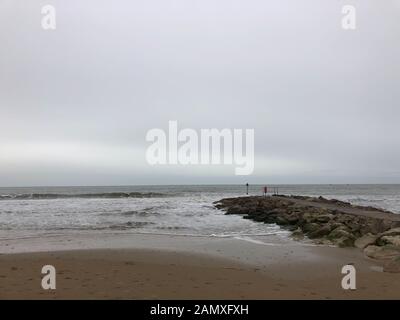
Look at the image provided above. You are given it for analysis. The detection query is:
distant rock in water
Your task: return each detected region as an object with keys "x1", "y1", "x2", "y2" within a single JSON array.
[{"x1": 214, "y1": 195, "x2": 400, "y2": 272}]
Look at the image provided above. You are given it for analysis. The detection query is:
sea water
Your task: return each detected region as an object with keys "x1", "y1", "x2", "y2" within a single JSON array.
[{"x1": 0, "y1": 185, "x2": 399, "y2": 239}]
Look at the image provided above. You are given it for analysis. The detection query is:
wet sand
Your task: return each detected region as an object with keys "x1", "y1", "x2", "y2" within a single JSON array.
[{"x1": 0, "y1": 232, "x2": 399, "y2": 299}]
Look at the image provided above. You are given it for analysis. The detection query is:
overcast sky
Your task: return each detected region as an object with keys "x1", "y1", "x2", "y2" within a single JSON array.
[{"x1": 1, "y1": 0, "x2": 400, "y2": 186}]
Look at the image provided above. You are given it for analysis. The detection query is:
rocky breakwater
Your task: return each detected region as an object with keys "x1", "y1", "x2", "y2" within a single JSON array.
[{"x1": 214, "y1": 195, "x2": 400, "y2": 272}]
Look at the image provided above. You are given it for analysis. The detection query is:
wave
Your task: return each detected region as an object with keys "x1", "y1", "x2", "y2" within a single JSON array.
[
  {"x1": 233, "y1": 236, "x2": 281, "y2": 246},
  {"x1": 97, "y1": 206, "x2": 163, "y2": 217},
  {"x1": 0, "y1": 192, "x2": 170, "y2": 200},
  {"x1": 108, "y1": 221, "x2": 154, "y2": 230},
  {"x1": 349, "y1": 196, "x2": 386, "y2": 202}
]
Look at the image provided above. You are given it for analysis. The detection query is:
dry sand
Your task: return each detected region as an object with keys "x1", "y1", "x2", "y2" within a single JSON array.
[{"x1": 0, "y1": 232, "x2": 399, "y2": 299}]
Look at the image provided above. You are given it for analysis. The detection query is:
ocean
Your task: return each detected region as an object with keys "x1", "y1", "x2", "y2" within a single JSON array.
[{"x1": 0, "y1": 185, "x2": 399, "y2": 239}]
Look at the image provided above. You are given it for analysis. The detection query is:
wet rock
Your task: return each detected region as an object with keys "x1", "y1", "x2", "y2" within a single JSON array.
[
  {"x1": 285, "y1": 213, "x2": 300, "y2": 224},
  {"x1": 275, "y1": 216, "x2": 290, "y2": 225},
  {"x1": 248, "y1": 213, "x2": 269, "y2": 222},
  {"x1": 215, "y1": 195, "x2": 400, "y2": 252},
  {"x1": 308, "y1": 225, "x2": 332, "y2": 239},
  {"x1": 302, "y1": 223, "x2": 321, "y2": 234},
  {"x1": 291, "y1": 228, "x2": 304, "y2": 240},
  {"x1": 226, "y1": 205, "x2": 249, "y2": 215},
  {"x1": 285, "y1": 225, "x2": 299, "y2": 232},
  {"x1": 274, "y1": 213, "x2": 299, "y2": 226},
  {"x1": 301, "y1": 212, "x2": 320, "y2": 223}
]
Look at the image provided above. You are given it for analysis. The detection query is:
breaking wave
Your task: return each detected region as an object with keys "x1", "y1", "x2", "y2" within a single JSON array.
[{"x1": 0, "y1": 192, "x2": 171, "y2": 200}]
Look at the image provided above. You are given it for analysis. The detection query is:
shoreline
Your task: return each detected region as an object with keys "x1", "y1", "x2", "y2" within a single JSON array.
[
  {"x1": 1, "y1": 193, "x2": 400, "y2": 299},
  {"x1": 0, "y1": 232, "x2": 400, "y2": 299}
]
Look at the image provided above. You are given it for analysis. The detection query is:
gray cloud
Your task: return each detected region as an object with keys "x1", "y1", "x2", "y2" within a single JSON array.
[{"x1": 1, "y1": 0, "x2": 400, "y2": 186}]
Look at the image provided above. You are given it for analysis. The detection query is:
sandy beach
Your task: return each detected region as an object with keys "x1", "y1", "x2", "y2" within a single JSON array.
[
  {"x1": 0, "y1": 232, "x2": 399, "y2": 299},
  {"x1": 2, "y1": 0, "x2": 400, "y2": 304}
]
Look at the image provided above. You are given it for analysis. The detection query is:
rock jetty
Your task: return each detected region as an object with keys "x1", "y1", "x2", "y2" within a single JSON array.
[{"x1": 214, "y1": 195, "x2": 400, "y2": 272}]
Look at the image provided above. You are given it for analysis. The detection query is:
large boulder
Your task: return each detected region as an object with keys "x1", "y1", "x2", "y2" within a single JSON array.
[
  {"x1": 335, "y1": 237, "x2": 355, "y2": 248},
  {"x1": 379, "y1": 228, "x2": 400, "y2": 237},
  {"x1": 354, "y1": 233, "x2": 378, "y2": 249},
  {"x1": 327, "y1": 227, "x2": 356, "y2": 247},
  {"x1": 302, "y1": 222, "x2": 321, "y2": 234},
  {"x1": 377, "y1": 235, "x2": 400, "y2": 247},
  {"x1": 275, "y1": 213, "x2": 299, "y2": 225},
  {"x1": 328, "y1": 227, "x2": 353, "y2": 240},
  {"x1": 364, "y1": 245, "x2": 400, "y2": 260},
  {"x1": 285, "y1": 213, "x2": 300, "y2": 224},
  {"x1": 308, "y1": 224, "x2": 333, "y2": 239},
  {"x1": 369, "y1": 220, "x2": 391, "y2": 234}
]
